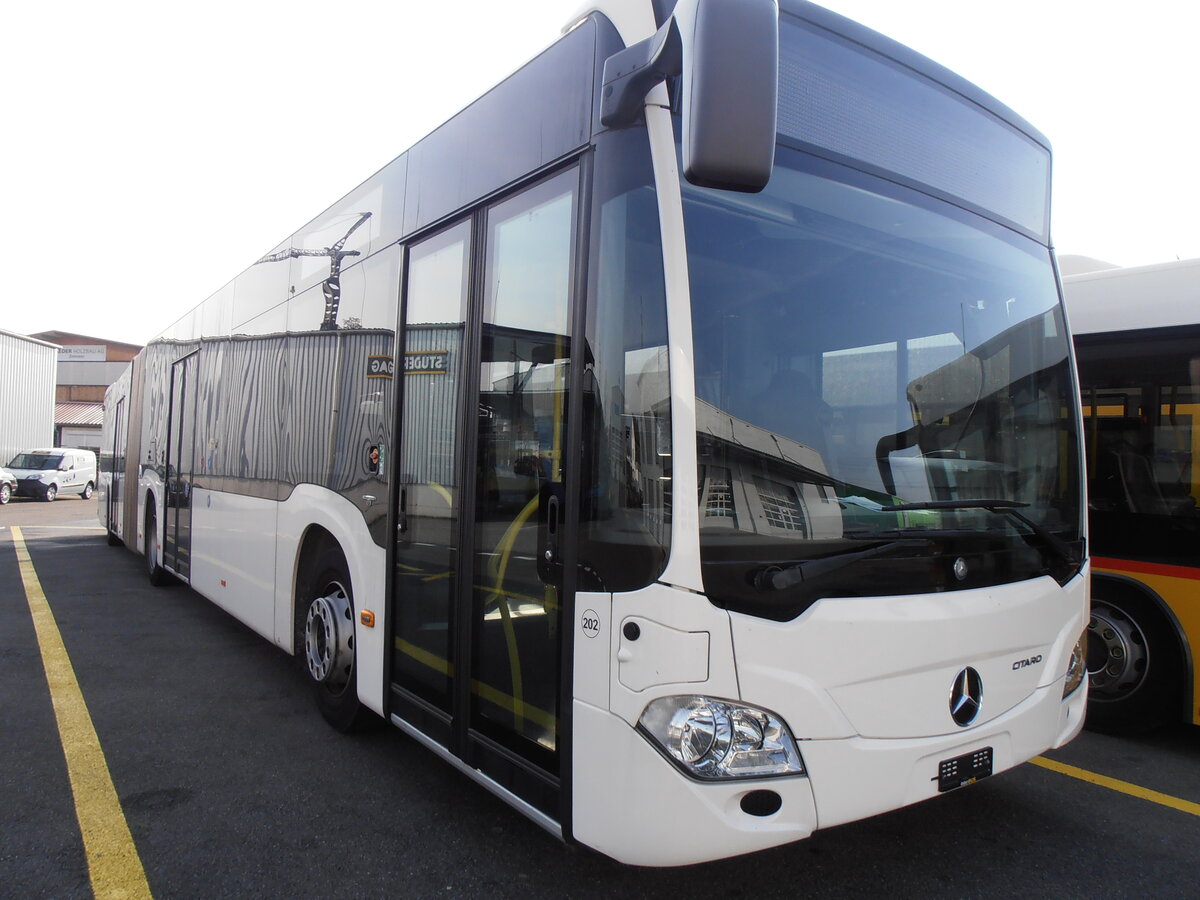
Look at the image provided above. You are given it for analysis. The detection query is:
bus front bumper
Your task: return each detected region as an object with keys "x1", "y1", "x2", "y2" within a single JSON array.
[{"x1": 570, "y1": 679, "x2": 1083, "y2": 866}]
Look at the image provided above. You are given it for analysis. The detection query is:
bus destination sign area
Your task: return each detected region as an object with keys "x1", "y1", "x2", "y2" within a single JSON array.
[{"x1": 403, "y1": 351, "x2": 449, "y2": 375}]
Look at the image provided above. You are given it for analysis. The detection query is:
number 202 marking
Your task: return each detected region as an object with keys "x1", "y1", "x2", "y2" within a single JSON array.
[{"x1": 581, "y1": 609, "x2": 601, "y2": 638}]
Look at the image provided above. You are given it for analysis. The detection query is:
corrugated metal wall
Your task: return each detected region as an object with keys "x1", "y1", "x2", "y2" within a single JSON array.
[
  {"x1": 196, "y1": 335, "x2": 285, "y2": 486},
  {"x1": 138, "y1": 339, "x2": 200, "y2": 476},
  {"x1": 400, "y1": 325, "x2": 462, "y2": 486},
  {"x1": 0, "y1": 331, "x2": 57, "y2": 464},
  {"x1": 284, "y1": 329, "x2": 395, "y2": 491},
  {"x1": 135, "y1": 329, "x2": 398, "y2": 498}
]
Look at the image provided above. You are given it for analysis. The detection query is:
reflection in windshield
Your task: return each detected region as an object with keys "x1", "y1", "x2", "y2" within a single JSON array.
[{"x1": 685, "y1": 149, "x2": 1082, "y2": 619}]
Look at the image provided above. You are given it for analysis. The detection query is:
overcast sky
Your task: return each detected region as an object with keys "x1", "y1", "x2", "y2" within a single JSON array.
[{"x1": 3, "y1": 0, "x2": 1197, "y2": 346}]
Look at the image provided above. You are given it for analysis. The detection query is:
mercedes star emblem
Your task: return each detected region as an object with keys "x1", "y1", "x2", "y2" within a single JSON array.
[{"x1": 950, "y1": 666, "x2": 983, "y2": 726}]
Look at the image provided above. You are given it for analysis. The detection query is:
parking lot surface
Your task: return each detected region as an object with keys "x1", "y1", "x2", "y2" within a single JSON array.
[{"x1": 2, "y1": 496, "x2": 1198, "y2": 897}]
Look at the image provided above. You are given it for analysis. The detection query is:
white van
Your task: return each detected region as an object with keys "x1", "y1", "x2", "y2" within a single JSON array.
[{"x1": 7, "y1": 448, "x2": 98, "y2": 502}]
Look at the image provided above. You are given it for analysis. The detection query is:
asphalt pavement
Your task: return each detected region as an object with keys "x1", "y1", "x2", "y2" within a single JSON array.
[{"x1": 2, "y1": 495, "x2": 1197, "y2": 898}]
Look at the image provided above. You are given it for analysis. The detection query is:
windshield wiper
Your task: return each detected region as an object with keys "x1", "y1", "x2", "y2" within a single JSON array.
[
  {"x1": 754, "y1": 541, "x2": 905, "y2": 592},
  {"x1": 886, "y1": 499, "x2": 1080, "y2": 567}
]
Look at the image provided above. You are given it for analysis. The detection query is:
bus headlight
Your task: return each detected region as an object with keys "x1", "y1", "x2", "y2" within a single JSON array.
[
  {"x1": 638, "y1": 695, "x2": 806, "y2": 780},
  {"x1": 1063, "y1": 631, "x2": 1086, "y2": 698}
]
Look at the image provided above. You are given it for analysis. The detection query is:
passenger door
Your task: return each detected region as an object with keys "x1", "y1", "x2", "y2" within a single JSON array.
[
  {"x1": 390, "y1": 167, "x2": 580, "y2": 820},
  {"x1": 107, "y1": 398, "x2": 126, "y2": 537},
  {"x1": 163, "y1": 352, "x2": 198, "y2": 579}
]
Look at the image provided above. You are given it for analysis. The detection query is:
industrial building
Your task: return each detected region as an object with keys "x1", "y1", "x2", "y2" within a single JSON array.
[
  {"x1": 29, "y1": 330, "x2": 142, "y2": 454},
  {"x1": 0, "y1": 329, "x2": 58, "y2": 465}
]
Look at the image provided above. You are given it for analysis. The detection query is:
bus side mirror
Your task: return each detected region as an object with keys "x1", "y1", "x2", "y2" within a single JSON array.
[{"x1": 600, "y1": 0, "x2": 778, "y2": 193}]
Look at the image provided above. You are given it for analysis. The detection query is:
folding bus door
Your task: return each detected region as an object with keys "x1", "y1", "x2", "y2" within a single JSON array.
[
  {"x1": 391, "y1": 166, "x2": 581, "y2": 822},
  {"x1": 163, "y1": 351, "x2": 198, "y2": 579},
  {"x1": 107, "y1": 397, "x2": 126, "y2": 538}
]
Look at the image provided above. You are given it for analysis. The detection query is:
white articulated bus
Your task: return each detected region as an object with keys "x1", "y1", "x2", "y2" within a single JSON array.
[{"x1": 99, "y1": 0, "x2": 1088, "y2": 866}]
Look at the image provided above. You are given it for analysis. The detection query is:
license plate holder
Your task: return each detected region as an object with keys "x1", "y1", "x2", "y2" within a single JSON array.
[{"x1": 937, "y1": 746, "x2": 993, "y2": 792}]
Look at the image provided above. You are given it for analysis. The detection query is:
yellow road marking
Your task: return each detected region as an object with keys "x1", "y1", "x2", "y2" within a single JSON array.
[
  {"x1": 1032, "y1": 755, "x2": 1200, "y2": 817},
  {"x1": 11, "y1": 526, "x2": 153, "y2": 899},
  {"x1": 0, "y1": 524, "x2": 106, "y2": 532}
]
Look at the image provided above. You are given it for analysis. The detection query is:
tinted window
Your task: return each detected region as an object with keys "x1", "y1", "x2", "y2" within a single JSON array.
[
  {"x1": 778, "y1": 14, "x2": 1049, "y2": 237},
  {"x1": 1076, "y1": 326, "x2": 1200, "y2": 567},
  {"x1": 579, "y1": 130, "x2": 671, "y2": 592}
]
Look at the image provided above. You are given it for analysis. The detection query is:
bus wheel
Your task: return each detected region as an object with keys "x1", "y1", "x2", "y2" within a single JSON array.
[
  {"x1": 297, "y1": 550, "x2": 374, "y2": 732},
  {"x1": 1085, "y1": 592, "x2": 1180, "y2": 734},
  {"x1": 145, "y1": 504, "x2": 171, "y2": 586}
]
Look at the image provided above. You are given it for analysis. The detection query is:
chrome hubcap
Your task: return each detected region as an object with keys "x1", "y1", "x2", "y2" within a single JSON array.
[
  {"x1": 304, "y1": 582, "x2": 353, "y2": 691},
  {"x1": 1087, "y1": 602, "x2": 1149, "y2": 701}
]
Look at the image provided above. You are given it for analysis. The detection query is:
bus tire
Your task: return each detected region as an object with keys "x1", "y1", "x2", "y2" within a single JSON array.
[
  {"x1": 146, "y1": 502, "x2": 172, "y2": 587},
  {"x1": 296, "y1": 546, "x2": 375, "y2": 732},
  {"x1": 1085, "y1": 588, "x2": 1181, "y2": 734}
]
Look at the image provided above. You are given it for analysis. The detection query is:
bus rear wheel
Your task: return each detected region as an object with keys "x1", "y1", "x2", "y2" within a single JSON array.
[
  {"x1": 146, "y1": 503, "x2": 171, "y2": 586},
  {"x1": 1085, "y1": 591, "x2": 1180, "y2": 734},
  {"x1": 296, "y1": 548, "x2": 374, "y2": 732}
]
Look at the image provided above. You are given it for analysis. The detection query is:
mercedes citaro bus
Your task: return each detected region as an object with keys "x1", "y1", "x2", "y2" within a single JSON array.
[{"x1": 100, "y1": 0, "x2": 1088, "y2": 866}]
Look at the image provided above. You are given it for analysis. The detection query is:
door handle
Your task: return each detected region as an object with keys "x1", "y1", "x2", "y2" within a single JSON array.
[{"x1": 544, "y1": 493, "x2": 560, "y2": 562}]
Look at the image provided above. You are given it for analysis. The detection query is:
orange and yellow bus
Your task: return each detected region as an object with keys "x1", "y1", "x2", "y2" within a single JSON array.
[{"x1": 1065, "y1": 257, "x2": 1200, "y2": 732}]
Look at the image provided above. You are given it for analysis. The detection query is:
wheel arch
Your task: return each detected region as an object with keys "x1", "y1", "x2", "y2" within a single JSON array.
[
  {"x1": 274, "y1": 485, "x2": 388, "y2": 717},
  {"x1": 288, "y1": 520, "x2": 365, "y2": 658},
  {"x1": 141, "y1": 488, "x2": 159, "y2": 549},
  {"x1": 137, "y1": 466, "x2": 165, "y2": 559},
  {"x1": 293, "y1": 525, "x2": 351, "y2": 623},
  {"x1": 1091, "y1": 570, "x2": 1194, "y2": 722},
  {"x1": 290, "y1": 520, "x2": 382, "y2": 731}
]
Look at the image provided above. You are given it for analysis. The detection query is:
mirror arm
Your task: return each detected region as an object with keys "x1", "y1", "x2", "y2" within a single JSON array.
[
  {"x1": 600, "y1": 18, "x2": 681, "y2": 128},
  {"x1": 601, "y1": 0, "x2": 778, "y2": 192}
]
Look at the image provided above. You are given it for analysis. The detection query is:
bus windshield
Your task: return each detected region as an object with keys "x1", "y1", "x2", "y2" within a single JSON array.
[{"x1": 684, "y1": 147, "x2": 1083, "y2": 620}]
